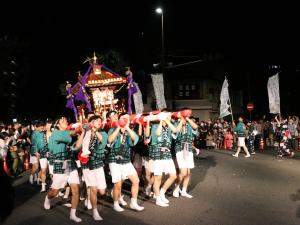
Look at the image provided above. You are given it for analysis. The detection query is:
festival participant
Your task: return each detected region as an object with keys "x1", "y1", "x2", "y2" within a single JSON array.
[
  {"x1": 278, "y1": 130, "x2": 295, "y2": 157},
  {"x1": 247, "y1": 121, "x2": 257, "y2": 155},
  {"x1": 36, "y1": 119, "x2": 53, "y2": 192},
  {"x1": 141, "y1": 119, "x2": 155, "y2": 197},
  {"x1": 150, "y1": 109, "x2": 178, "y2": 207},
  {"x1": 107, "y1": 113, "x2": 144, "y2": 212},
  {"x1": 172, "y1": 111, "x2": 199, "y2": 199},
  {"x1": 29, "y1": 121, "x2": 44, "y2": 184},
  {"x1": 76, "y1": 115, "x2": 108, "y2": 221},
  {"x1": 232, "y1": 116, "x2": 251, "y2": 158},
  {"x1": 43, "y1": 117, "x2": 81, "y2": 223}
]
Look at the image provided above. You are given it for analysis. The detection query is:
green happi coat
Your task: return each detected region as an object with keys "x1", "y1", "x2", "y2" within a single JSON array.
[
  {"x1": 48, "y1": 129, "x2": 75, "y2": 174},
  {"x1": 150, "y1": 124, "x2": 174, "y2": 160},
  {"x1": 234, "y1": 122, "x2": 246, "y2": 137},
  {"x1": 174, "y1": 122, "x2": 198, "y2": 153},
  {"x1": 107, "y1": 128, "x2": 138, "y2": 164},
  {"x1": 30, "y1": 130, "x2": 40, "y2": 156},
  {"x1": 81, "y1": 130, "x2": 108, "y2": 170},
  {"x1": 36, "y1": 131, "x2": 48, "y2": 159}
]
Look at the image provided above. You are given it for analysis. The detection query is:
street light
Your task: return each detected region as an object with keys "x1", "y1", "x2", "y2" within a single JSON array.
[{"x1": 155, "y1": 7, "x2": 165, "y2": 73}]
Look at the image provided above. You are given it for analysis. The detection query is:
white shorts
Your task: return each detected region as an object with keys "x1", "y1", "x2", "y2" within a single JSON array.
[
  {"x1": 143, "y1": 157, "x2": 153, "y2": 173},
  {"x1": 176, "y1": 151, "x2": 195, "y2": 169},
  {"x1": 143, "y1": 158, "x2": 154, "y2": 173},
  {"x1": 51, "y1": 170, "x2": 80, "y2": 189},
  {"x1": 153, "y1": 159, "x2": 176, "y2": 176},
  {"x1": 39, "y1": 158, "x2": 48, "y2": 169},
  {"x1": 238, "y1": 137, "x2": 246, "y2": 147},
  {"x1": 82, "y1": 167, "x2": 107, "y2": 190},
  {"x1": 109, "y1": 162, "x2": 137, "y2": 183},
  {"x1": 30, "y1": 155, "x2": 39, "y2": 164}
]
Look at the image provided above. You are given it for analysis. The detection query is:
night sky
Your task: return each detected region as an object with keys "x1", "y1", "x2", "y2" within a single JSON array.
[{"x1": 1, "y1": 2, "x2": 299, "y2": 121}]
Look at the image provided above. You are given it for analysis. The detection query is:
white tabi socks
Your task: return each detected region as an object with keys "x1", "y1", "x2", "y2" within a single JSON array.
[
  {"x1": 129, "y1": 198, "x2": 144, "y2": 211},
  {"x1": 92, "y1": 208, "x2": 103, "y2": 221},
  {"x1": 44, "y1": 195, "x2": 50, "y2": 210},
  {"x1": 180, "y1": 187, "x2": 193, "y2": 198},
  {"x1": 172, "y1": 185, "x2": 180, "y2": 198},
  {"x1": 41, "y1": 183, "x2": 46, "y2": 192},
  {"x1": 113, "y1": 201, "x2": 124, "y2": 212},
  {"x1": 118, "y1": 195, "x2": 127, "y2": 206},
  {"x1": 159, "y1": 188, "x2": 169, "y2": 203},
  {"x1": 70, "y1": 208, "x2": 82, "y2": 223}
]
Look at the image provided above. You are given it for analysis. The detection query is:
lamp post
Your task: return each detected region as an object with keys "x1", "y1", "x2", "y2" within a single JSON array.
[{"x1": 156, "y1": 7, "x2": 165, "y2": 74}]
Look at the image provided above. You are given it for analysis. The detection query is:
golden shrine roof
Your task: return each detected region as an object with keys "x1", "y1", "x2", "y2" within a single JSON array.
[{"x1": 85, "y1": 64, "x2": 127, "y2": 87}]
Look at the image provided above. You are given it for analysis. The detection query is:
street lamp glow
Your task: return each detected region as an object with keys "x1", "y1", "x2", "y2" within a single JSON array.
[{"x1": 156, "y1": 7, "x2": 163, "y2": 14}]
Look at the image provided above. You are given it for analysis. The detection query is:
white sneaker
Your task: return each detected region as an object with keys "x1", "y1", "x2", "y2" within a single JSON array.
[
  {"x1": 29, "y1": 174, "x2": 33, "y2": 184},
  {"x1": 118, "y1": 195, "x2": 127, "y2": 206},
  {"x1": 160, "y1": 192, "x2": 169, "y2": 204},
  {"x1": 145, "y1": 185, "x2": 152, "y2": 196},
  {"x1": 44, "y1": 196, "x2": 50, "y2": 210},
  {"x1": 113, "y1": 203, "x2": 124, "y2": 212},
  {"x1": 244, "y1": 154, "x2": 251, "y2": 158},
  {"x1": 172, "y1": 187, "x2": 180, "y2": 198},
  {"x1": 70, "y1": 215, "x2": 82, "y2": 223},
  {"x1": 153, "y1": 194, "x2": 157, "y2": 199},
  {"x1": 63, "y1": 203, "x2": 72, "y2": 208},
  {"x1": 130, "y1": 198, "x2": 144, "y2": 211},
  {"x1": 155, "y1": 196, "x2": 169, "y2": 207},
  {"x1": 93, "y1": 210, "x2": 103, "y2": 221},
  {"x1": 40, "y1": 183, "x2": 46, "y2": 193},
  {"x1": 84, "y1": 199, "x2": 92, "y2": 210},
  {"x1": 33, "y1": 173, "x2": 37, "y2": 182},
  {"x1": 181, "y1": 191, "x2": 193, "y2": 198},
  {"x1": 232, "y1": 154, "x2": 238, "y2": 158}
]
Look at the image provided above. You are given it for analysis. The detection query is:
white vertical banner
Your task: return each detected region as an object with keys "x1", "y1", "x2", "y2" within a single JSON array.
[
  {"x1": 267, "y1": 73, "x2": 280, "y2": 114},
  {"x1": 151, "y1": 73, "x2": 167, "y2": 110},
  {"x1": 133, "y1": 82, "x2": 144, "y2": 114},
  {"x1": 219, "y1": 77, "x2": 232, "y2": 118}
]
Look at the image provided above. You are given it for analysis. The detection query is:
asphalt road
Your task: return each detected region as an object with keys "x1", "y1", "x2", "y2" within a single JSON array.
[{"x1": 2, "y1": 148, "x2": 300, "y2": 225}]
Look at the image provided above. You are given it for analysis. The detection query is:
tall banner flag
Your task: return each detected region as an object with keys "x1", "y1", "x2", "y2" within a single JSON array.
[
  {"x1": 219, "y1": 77, "x2": 232, "y2": 118},
  {"x1": 151, "y1": 73, "x2": 167, "y2": 110},
  {"x1": 267, "y1": 73, "x2": 280, "y2": 114},
  {"x1": 133, "y1": 82, "x2": 144, "y2": 114}
]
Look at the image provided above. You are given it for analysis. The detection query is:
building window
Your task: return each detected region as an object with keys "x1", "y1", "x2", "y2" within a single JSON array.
[{"x1": 176, "y1": 84, "x2": 198, "y2": 99}]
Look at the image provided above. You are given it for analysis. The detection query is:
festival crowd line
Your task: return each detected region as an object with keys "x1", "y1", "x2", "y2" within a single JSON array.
[{"x1": 0, "y1": 111, "x2": 298, "y2": 222}]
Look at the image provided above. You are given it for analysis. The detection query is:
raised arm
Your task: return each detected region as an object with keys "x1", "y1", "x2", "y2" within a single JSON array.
[
  {"x1": 186, "y1": 117, "x2": 198, "y2": 130},
  {"x1": 155, "y1": 120, "x2": 163, "y2": 137},
  {"x1": 108, "y1": 127, "x2": 121, "y2": 144},
  {"x1": 144, "y1": 120, "x2": 151, "y2": 138},
  {"x1": 165, "y1": 119, "x2": 177, "y2": 133}
]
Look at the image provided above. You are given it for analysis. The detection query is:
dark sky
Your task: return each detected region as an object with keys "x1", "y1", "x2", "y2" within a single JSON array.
[{"x1": 1, "y1": 2, "x2": 299, "y2": 120}]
